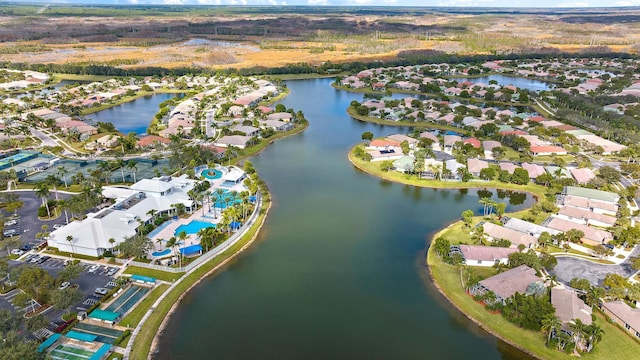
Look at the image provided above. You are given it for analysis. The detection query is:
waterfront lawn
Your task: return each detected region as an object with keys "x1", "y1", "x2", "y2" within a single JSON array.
[
  {"x1": 129, "y1": 181, "x2": 271, "y2": 360},
  {"x1": 123, "y1": 266, "x2": 183, "y2": 283},
  {"x1": 350, "y1": 147, "x2": 547, "y2": 199},
  {"x1": 120, "y1": 283, "x2": 169, "y2": 329}
]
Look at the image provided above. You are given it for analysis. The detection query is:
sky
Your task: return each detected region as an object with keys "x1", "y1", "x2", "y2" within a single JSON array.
[{"x1": 8, "y1": 0, "x2": 640, "y2": 7}]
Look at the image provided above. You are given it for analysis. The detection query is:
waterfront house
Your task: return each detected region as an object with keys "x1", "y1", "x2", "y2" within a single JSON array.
[
  {"x1": 467, "y1": 158, "x2": 489, "y2": 177},
  {"x1": 502, "y1": 217, "x2": 559, "y2": 237},
  {"x1": 551, "y1": 287, "x2": 592, "y2": 329},
  {"x1": 482, "y1": 222, "x2": 538, "y2": 248},
  {"x1": 449, "y1": 244, "x2": 517, "y2": 267},
  {"x1": 215, "y1": 135, "x2": 252, "y2": 149},
  {"x1": 470, "y1": 265, "x2": 543, "y2": 304}
]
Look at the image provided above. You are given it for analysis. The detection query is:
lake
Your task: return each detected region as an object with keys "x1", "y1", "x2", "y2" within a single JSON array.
[
  {"x1": 156, "y1": 78, "x2": 535, "y2": 359},
  {"x1": 452, "y1": 74, "x2": 553, "y2": 92},
  {"x1": 86, "y1": 93, "x2": 181, "y2": 135}
]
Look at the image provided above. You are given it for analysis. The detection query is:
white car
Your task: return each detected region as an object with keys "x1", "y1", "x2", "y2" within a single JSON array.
[
  {"x1": 4, "y1": 220, "x2": 17, "y2": 227},
  {"x1": 53, "y1": 224, "x2": 63, "y2": 230},
  {"x1": 59, "y1": 281, "x2": 70, "y2": 290},
  {"x1": 10, "y1": 249, "x2": 24, "y2": 256},
  {"x1": 88, "y1": 265, "x2": 99, "y2": 273}
]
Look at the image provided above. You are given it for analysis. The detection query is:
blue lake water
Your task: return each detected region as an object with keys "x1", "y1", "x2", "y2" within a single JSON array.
[
  {"x1": 86, "y1": 92, "x2": 182, "y2": 135},
  {"x1": 158, "y1": 78, "x2": 536, "y2": 360},
  {"x1": 452, "y1": 74, "x2": 553, "y2": 92}
]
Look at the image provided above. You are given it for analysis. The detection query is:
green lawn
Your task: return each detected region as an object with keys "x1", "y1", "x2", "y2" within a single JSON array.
[
  {"x1": 128, "y1": 180, "x2": 271, "y2": 360},
  {"x1": 120, "y1": 283, "x2": 169, "y2": 329},
  {"x1": 123, "y1": 266, "x2": 183, "y2": 283}
]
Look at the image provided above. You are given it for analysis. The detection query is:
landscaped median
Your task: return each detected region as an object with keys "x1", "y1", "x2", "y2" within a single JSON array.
[
  {"x1": 126, "y1": 179, "x2": 272, "y2": 360},
  {"x1": 426, "y1": 225, "x2": 640, "y2": 360}
]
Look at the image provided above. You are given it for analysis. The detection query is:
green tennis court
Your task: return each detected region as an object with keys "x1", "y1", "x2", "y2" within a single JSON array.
[{"x1": 48, "y1": 344, "x2": 95, "y2": 360}]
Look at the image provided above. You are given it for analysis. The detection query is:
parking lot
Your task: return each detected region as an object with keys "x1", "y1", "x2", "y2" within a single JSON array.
[{"x1": 1, "y1": 255, "x2": 123, "y2": 336}]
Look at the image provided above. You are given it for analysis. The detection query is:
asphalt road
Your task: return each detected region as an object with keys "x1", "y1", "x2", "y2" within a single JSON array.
[{"x1": 550, "y1": 246, "x2": 640, "y2": 286}]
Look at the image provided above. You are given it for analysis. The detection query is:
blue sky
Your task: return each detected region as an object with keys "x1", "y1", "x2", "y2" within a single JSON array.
[{"x1": 9, "y1": 0, "x2": 640, "y2": 7}]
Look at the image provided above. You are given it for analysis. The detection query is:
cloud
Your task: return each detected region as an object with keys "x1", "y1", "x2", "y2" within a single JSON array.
[
  {"x1": 307, "y1": 0, "x2": 330, "y2": 5},
  {"x1": 556, "y1": 1, "x2": 591, "y2": 6}
]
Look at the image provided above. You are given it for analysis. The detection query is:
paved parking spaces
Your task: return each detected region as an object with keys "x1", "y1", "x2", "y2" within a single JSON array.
[{"x1": 3, "y1": 289, "x2": 40, "y2": 314}]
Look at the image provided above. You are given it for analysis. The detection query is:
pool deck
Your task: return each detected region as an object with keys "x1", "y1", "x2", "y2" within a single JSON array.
[{"x1": 148, "y1": 179, "x2": 248, "y2": 255}]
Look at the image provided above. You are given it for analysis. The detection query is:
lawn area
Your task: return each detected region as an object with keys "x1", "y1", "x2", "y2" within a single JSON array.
[
  {"x1": 350, "y1": 145, "x2": 547, "y2": 199},
  {"x1": 120, "y1": 284, "x2": 169, "y2": 328},
  {"x1": 123, "y1": 266, "x2": 183, "y2": 283},
  {"x1": 128, "y1": 179, "x2": 271, "y2": 360}
]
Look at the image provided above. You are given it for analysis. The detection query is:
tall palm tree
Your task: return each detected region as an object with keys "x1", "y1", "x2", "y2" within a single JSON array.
[
  {"x1": 108, "y1": 238, "x2": 116, "y2": 254},
  {"x1": 115, "y1": 159, "x2": 126, "y2": 183},
  {"x1": 479, "y1": 197, "x2": 492, "y2": 217},
  {"x1": 541, "y1": 315, "x2": 562, "y2": 346},
  {"x1": 45, "y1": 174, "x2": 60, "y2": 201},
  {"x1": 72, "y1": 171, "x2": 85, "y2": 185},
  {"x1": 66, "y1": 235, "x2": 75, "y2": 254},
  {"x1": 584, "y1": 323, "x2": 604, "y2": 352},
  {"x1": 34, "y1": 182, "x2": 51, "y2": 218},
  {"x1": 569, "y1": 319, "x2": 587, "y2": 350},
  {"x1": 127, "y1": 160, "x2": 138, "y2": 183},
  {"x1": 98, "y1": 161, "x2": 112, "y2": 185},
  {"x1": 57, "y1": 166, "x2": 69, "y2": 189},
  {"x1": 146, "y1": 209, "x2": 158, "y2": 222},
  {"x1": 58, "y1": 199, "x2": 70, "y2": 224}
]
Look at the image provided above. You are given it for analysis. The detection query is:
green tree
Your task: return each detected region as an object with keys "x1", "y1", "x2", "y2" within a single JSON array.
[
  {"x1": 17, "y1": 267, "x2": 56, "y2": 304},
  {"x1": 25, "y1": 315, "x2": 49, "y2": 333},
  {"x1": 432, "y1": 237, "x2": 450, "y2": 259},
  {"x1": 51, "y1": 287, "x2": 83, "y2": 314},
  {"x1": 361, "y1": 131, "x2": 374, "y2": 142},
  {"x1": 569, "y1": 278, "x2": 591, "y2": 291},
  {"x1": 118, "y1": 234, "x2": 153, "y2": 259},
  {"x1": 461, "y1": 209, "x2": 474, "y2": 228},
  {"x1": 541, "y1": 315, "x2": 562, "y2": 346},
  {"x1": 58, "y1": 263, "x2": 83, "y2": 282}
]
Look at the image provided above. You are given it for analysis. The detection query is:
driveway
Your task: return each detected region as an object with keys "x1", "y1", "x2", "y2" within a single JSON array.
[{"x1": 550, "y1": 246, "x2": 640, "y2": 286}]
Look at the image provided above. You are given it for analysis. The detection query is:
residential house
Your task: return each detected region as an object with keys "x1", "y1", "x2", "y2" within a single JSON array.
[
  {"x1": 386, "y1": 134, "x2": 418, "y2": 148},
  {"x1": 557, "y1": 206, "x2": 617, "y2": 228},
  {"x1": 482, "y1": 222, "x2": 538, "y2": 248},
  {"x1": 570, "y1": 168, "x2": 596, "y2": 185},
  {"x1": 449, "y1": 245, "x2": 517, "y2": 267},
  {"x1": 551, "y1": 287, "x2": 592, "y2": 329},
  {"x1": 482, "y1": 140, "x2": 501, "y2": 159},
  {"x1": 267, "y1": 112, "x2": 293, "y2": 122},
  {"x1": 499, "y1": 162, "x2": 519, "y2": 174},
  {"x1": 443, "y1": 135, "x2": 461, "y2": 152},
  {"x1": 467, "y1": 158, "x2": 489, "y2": 177},
  {"x1": 470, "y1": 265, "x2": 543, "y2": 304},
  {"x1": 393, "y1": 155, "x2": 415, "y2": 173},
  {"x1": 521, "y1": 163, "x2": 546, "y2": 179},
  {"x1": 602, "y1": 301, "x2": 640, "y2": 338},
  {"x1": 563, "y1": 186, "x2": 620, "y2": 205},
  {"x1": 561, "y1": 195, "x2": 618, "y2": 216},
  {"x1": 545, "y1": 217, "x2": 613, "y2": 246},
  {"x1": 231, "y1": 125, "x2": 259, "y2": 137},
  {"x1": 502, "y1": 217, "x2": 560, "y2": 237},
  {"x1": 137, "y1": 135, "x2": 171, "y2": 149},
  {"x1": 530, "y1": 145, "x2": 568, "y2": 156},
  {"x1": 215, "y1": 135, "x2": 252, "y2": 149}
]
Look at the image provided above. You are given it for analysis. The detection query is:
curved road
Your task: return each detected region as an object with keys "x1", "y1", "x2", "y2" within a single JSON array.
[{"x1": 550, "y1": 246, "x2": 640, "y2": 286}]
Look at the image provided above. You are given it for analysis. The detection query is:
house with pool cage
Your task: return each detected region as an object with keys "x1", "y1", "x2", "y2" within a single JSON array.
[{"x1": 47, "y1": 175, "x2": 197, "y2": 257}]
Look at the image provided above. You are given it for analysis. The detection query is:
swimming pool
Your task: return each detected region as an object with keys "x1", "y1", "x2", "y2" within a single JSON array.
[
  {"x1": 174, "y1": 220, "x2": 215, "y2": 236},
  {"x1": 211, "y1": 190, "x2": 243, "y2": 209},
  {"x1": 201, "y1": 168, "x2": 222, "y2": 180},
  {"x1": 151, "y1": 248, "x2": 171, "y2": 257},
  {"x1": 147, "y1": 220, "x2": 174, "y2": 238}
]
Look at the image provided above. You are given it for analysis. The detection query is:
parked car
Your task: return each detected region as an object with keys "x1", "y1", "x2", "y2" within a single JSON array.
[
  {"x1": 4, "y1": 220, "x2": 17, "y2": 227},
  {"x1": 88, "y1": 265, "x2": 99, "y2": 273},
  {"x1": 59, "y1": 281, "x2": 70, "y2": 290},
  {"x1": 53, "y1": 224, "x2": 63, "y2": 230},
  {"x1": 38, "y1": 256, "x2": 51, "y2": 264},
  {"x1": 63, "y1": 259, "x2": 71, "y2": 266},
  {"x1": 106, "y1": 268, "x2": 118, "y2": 276},
  {"x1": 3, "y1": 229, "x2": 18, "y2": 237},
  {"x1": 94, "y1": 288, "x2": 109, "y2": 296},
  {"x1": 11, "y1": 249, "x2": 24, "y2": 256},
  {"x1": 19, "y1": 244, "x2": 32, "y2": 251},
  {"x1": 30, "y1": 255, "x2": 41, "y2": 263}
]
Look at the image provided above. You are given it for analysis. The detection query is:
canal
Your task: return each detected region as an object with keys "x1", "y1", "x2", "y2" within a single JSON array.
[{"x1": 157, "y1": 78, "x2": 535, "y2": 359}]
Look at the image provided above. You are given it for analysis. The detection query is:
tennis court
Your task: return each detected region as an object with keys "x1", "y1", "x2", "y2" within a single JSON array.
[
  {"x1": 48, "y1": 344, "x2": 95, "y2": 360},
  {"x1": 105, "y1": 285, "x2": 150, "y2": 315},
  {"x1": 73, "y1": 323, "x2": 123, "y2": 345}
]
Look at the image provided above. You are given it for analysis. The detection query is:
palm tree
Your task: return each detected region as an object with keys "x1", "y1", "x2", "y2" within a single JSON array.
[
  {"x1": 58, "y1": 199, "x2": 70, "y2": 224},
  {"x1": 479, "y1": 197, "x2": 492, "y2": 217},
  {"x1": 45, "y1": 174, "x2": 60, "y2": 201},
  {"x1": 35, "y1": 182, "x2": 51, "y2": 218},
  {"x1": 172, "y1": 203, "x2": 186, "y2": 217},
  {"x1": 98, "y1": 161, "x2": 112, "y2": 185},
  {"x1": 177, "y1": 231, "x2": 188, "y2": 268},
  {"x1": 108, "y1": 238, "x2": 116, "y2": 254},
  {"x1": 127, "y1": 160, "x2": 138, "y2": 183},
  {"x1": 166, "y1": 236, "x2": 180, "y2": 267},
  {"x1": 57, "y1": 166, "x2": 69, "y2": 189},
  {"x1": 585, "y1": 286, "x2": 605, "y2": 307},
  {"x1": 584, "y1": 323, "x2": 604, "y2": 352},
  {"x1": 72, "y1": 171, "x2": 85, "y2": 185},
  {"x1": 569, "y1": 319, "x2": 587, "y2": 350},
  {"x1": 541, "y1": 315, "x2": 562, "y2": 346},
  {"x1": 115, "y1": 159, "x2": 126, "y2": 183},
  {"x1": 146, "y1": 209, "x2": 158, "y2": 222},
  {"x1": 66, "y1": 235, "x2": 75, "y2": 254}
]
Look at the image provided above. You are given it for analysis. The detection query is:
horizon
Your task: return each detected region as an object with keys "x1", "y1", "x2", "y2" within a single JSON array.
[{"x1": 4, "y1": 1, "x2": 640, "y2": 9}]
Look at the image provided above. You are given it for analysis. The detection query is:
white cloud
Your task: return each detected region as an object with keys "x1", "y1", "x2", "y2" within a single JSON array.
[
  {"x1": 556, "y1": 1, "x2": 591, "y2": 6},
  {"x1": 308, "y1": 0, "x2": 330, "y2": 5}
]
